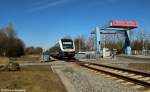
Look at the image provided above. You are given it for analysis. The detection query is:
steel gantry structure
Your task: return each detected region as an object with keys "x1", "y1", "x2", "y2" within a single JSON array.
[{"x1": 91, "y1": 20, "x2": 138, "y2": 58}]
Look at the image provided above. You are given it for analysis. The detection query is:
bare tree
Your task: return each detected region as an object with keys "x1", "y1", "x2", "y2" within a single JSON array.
[
  {"x1": 5, "y1": 23, "x2": 17, "y2": 38},
  {"x1": 0, "y1": 23, "x2": 25, "y2": 57},
  {"x1": 25, "y1": 47, "x2": 43, "y2": 55}
]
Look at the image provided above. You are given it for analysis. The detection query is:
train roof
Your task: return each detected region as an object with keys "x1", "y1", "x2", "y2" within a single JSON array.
[{"x1": 61, "y1": 38, "x2": 73, "y2": 42}]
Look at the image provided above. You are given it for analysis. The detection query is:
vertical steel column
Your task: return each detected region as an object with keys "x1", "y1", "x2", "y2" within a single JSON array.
[
  {"x1": 141, "y1": 32, "x2": 145, "y2": 55},
  {"x1": 124, "y1": 30, "x2": 131, "y2": 55},
  {"x1": 95, "y1": 26, "x2": 101, "y2": 58}
]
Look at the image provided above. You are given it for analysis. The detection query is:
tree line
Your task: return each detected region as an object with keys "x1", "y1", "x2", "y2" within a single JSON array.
[
  {"x1": 73, "y1": 34, "x2": 150, "y2": 54},
  {"x1": 25, "y1": 47, "x2": 42, "y2": 55},
  {"x1": 0, "y1": 23, "x2": 25, "y2": 57},
  {"x1": 0, "y1": 23, "x2": 43, "y2": 57}
]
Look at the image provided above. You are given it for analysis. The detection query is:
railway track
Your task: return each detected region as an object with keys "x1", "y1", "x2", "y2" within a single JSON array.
[
  {"x1": 74, "y1": 61, "x2": 150, "y2": 90},
  {"x1": 52, "y1": 58, "x2": 150, "y2": 91}
]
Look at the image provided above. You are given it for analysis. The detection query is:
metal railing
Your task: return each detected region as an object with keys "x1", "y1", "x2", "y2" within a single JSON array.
[{"x1": 132, "y1": 50, "x2": 150, "y2": 56}]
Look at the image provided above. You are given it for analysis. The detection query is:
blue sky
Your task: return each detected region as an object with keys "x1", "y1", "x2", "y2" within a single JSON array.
[{"x1": 0, "y1": 0, "x2": 150, "y2": 49}]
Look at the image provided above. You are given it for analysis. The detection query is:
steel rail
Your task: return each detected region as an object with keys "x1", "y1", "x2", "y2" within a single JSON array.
[
  {"x1": 78, "y1": 63, "x2": 150, "y2": 87},
  {"x1": 78, "y1": 61, "x2": 150, "y2": 77}
]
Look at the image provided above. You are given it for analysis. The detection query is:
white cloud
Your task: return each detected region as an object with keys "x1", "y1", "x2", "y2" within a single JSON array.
[{"x1": 30, "y1": 0, "x2": 72, "y2": 12}]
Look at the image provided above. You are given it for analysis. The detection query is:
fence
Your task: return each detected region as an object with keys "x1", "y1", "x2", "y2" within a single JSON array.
[{"x1": 132, "y1": 50, "x2": 150, "y2": 56}]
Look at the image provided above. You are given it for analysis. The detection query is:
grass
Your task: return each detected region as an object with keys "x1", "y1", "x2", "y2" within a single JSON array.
[
  {"x1": 128, "y1": 63, "x2": 150, "y2": 71},
  {"x1": 0, "y1": 65, "x2": 66, "y2": 92},
  {"x1": 0, "y1": 57, "x2": 9, "y2": 64},
  {"x1": 10, "y1": 55, "x2": 41, "y2": 63},
  {"x1": 0, "y1": 55, "x2": 40, "y2": 64}
]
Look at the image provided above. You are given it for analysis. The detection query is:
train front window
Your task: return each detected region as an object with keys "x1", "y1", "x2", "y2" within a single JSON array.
[{"x1": 62, "y1": 41, "x2": 73, "y2": 49}]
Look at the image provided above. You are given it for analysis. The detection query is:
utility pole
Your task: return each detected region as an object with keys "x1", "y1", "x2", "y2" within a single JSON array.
[
  {"x1": 79, "y1": 34, "x2": 81, "y2": 52},
  {"x1": 141, "y1": 32, "x2": 145, "y2": 55},
  {"x1": 145, "y1": 34, "x2": 150, "y2": 56},
  {"x1": 104, "y1": 34, "x2": 106, "y2": 49}
]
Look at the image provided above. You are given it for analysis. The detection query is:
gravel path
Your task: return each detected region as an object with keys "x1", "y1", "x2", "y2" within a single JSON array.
[{"x1": 62, "y1": 65, "x2": 139, "y2": 92}]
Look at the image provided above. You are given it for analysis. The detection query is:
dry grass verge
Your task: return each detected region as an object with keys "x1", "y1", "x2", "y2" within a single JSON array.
[
  {"x1": 0, "y1": 65, "x2": 66, "y2": 92},
  {"x1": 128, "y1": 63, "x2": 150, "y2": 71},
  {"x1": 0, "y1": 57, "x2": 9, "y2": 64},
  {"x1": 10, "y1": 55, "x2": 40, "y2": 64}
]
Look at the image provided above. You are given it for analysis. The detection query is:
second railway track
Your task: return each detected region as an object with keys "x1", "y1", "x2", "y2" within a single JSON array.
[{"x1": 73, "y1": 60, "x2": 150, "y2": 91}]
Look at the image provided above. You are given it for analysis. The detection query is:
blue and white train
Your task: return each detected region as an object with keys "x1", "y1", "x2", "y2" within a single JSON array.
[{"x1": 49, "y1": 38, "x2": 75, "y2": 58}]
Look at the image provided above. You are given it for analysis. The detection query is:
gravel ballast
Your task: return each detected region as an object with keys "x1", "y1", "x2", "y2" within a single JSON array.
[{"x1": 62, "y1": 65, "x2": 139, "y2": 92}]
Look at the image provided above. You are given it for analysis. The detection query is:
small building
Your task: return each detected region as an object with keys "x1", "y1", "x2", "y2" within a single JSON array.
[{"x1": 101, "y1": 48, "x2": 111, "y2": 58}]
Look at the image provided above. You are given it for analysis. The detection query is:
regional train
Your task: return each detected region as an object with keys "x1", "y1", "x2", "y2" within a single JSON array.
[{"x1": 49, "y1": 38, "x2": 75, "y2": 58}]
